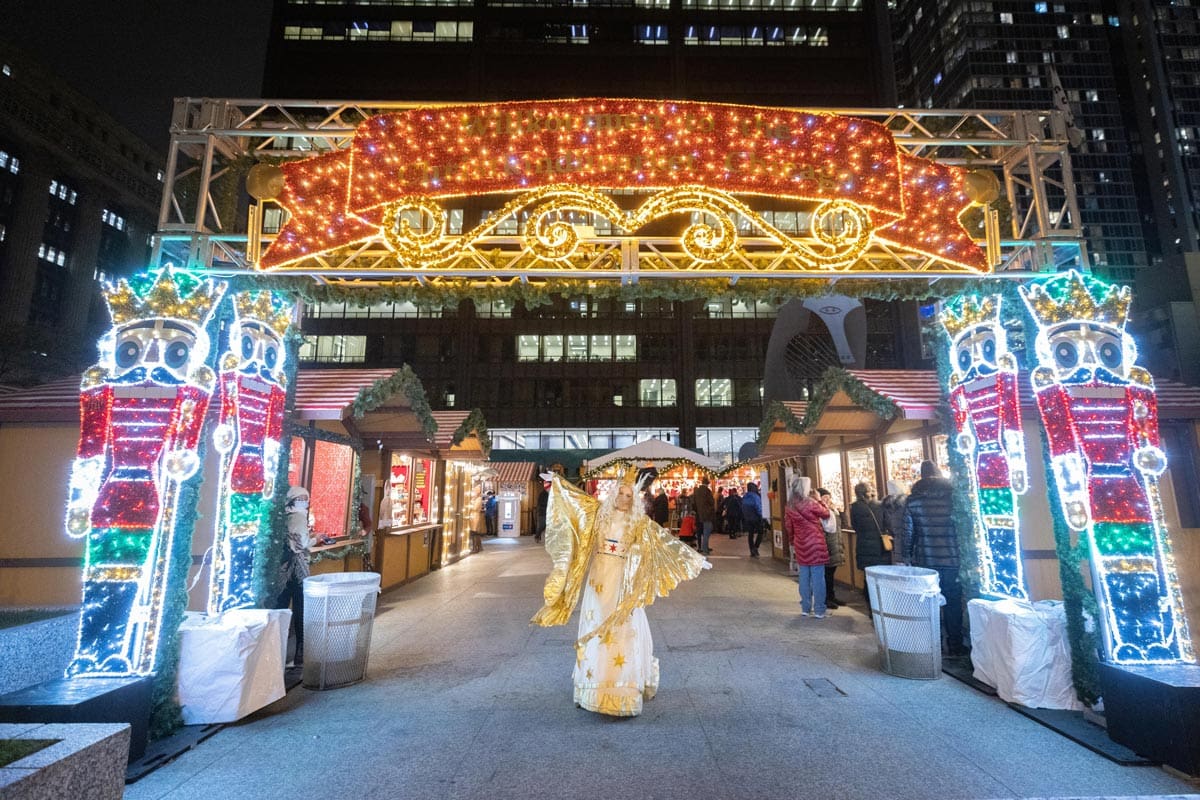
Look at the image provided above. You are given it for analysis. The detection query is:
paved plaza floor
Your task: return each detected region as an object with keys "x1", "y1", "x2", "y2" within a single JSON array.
[{"x1": 126, "y1": 535, "x2": 1199, "y2": 800}]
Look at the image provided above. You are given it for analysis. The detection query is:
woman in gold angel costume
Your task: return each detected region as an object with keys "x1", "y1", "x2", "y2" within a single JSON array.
[{"x1": 532, "y1": 468, "x2": 710, "y2": 717}]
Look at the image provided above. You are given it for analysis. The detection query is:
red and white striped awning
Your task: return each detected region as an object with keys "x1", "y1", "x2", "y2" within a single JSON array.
[
  {"x1": 0, "y1": 368, "x2": 414, "y2": 424},
  {"x1": 488, "y1": 460, "x2": 537, "y2": 486},
  {"x1": 292, "y1": 368, "x2": 401, "y2": 421}
]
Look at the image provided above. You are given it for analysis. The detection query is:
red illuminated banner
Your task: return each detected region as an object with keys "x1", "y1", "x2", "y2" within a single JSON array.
[{"x1": 262, "y1": 98, "x2": 985, "y2": 271}]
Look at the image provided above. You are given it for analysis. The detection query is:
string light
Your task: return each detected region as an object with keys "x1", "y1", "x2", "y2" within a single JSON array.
[
  {"x1": 65, "y1": 267, "x2": 226, "y2": 677},
  {"x1": 1019, "y1": 270, "x2": 1194, "y2": 665},
  {"x1": 261, "y1": 99, "x2": 985, "y2": 273},
  {"x1": 208, "y1": 291, "x2": 291, "y2": 615},
  {"x1": 940, "y1": 294, "x2": 1029, "y2": 600}
]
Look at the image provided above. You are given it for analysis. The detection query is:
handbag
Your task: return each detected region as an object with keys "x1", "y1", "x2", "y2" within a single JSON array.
[{"x1": 866, "y1": 505, "x2": 893, "y2": 551}]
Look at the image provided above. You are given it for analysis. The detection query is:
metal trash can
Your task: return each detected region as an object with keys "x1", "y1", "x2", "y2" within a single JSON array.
[
  {"x1": 302, "y1": 572, "x2": 381, "y2": 690},
  {"x1": 865, "y1": 565, "x2": 945, "y2": 680}
]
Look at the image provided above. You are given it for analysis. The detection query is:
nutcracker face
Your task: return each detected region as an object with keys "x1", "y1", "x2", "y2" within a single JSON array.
[
  {"x1": 231, "y1": 320, "x2": 285, "y2": 384},
  {"x1": 951, "y1": 322, "x2": 1004, "y2": 383},
  {"x1": 104, "y1": 318, "x2": 205, "y2": 385},
  {"x1": 1036, "y1": 321, "x2": 1135, "y2": 383}
]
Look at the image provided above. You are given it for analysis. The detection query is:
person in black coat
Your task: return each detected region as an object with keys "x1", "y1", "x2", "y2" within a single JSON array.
[
  {"x1": 850, "y1": 482, "x2": 886, "y2": 614},
  {"x1": 535, "y1": 481, "x2": 550, "y2": 543},
  {"x1": 902, "y1": 460, "x2": 964, "y2": 655},
  {"x1": 651, "y1": 488, "x2": 670, "y2": 526},
  {"x1": 723, "y1": 487, "x2": 744, "y2": 538}
]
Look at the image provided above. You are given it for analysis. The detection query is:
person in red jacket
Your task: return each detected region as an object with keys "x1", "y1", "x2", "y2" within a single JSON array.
[{"x1": 785, "y1": 476, "x2": 832, "y2": 618}]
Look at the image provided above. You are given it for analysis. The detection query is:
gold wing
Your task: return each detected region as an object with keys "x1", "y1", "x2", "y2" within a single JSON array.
[
  {"x1": 578, "y1": 515, "x2": 707, "y2": 650},
  {"x1": 531, "y1": 475, "x2": 599, "y2": 627}
]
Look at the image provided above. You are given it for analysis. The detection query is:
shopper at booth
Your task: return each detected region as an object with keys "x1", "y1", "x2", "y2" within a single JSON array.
[
  {"x1": 536, "y1": 480, "x2": 550, "y2": 544},
  {"x1": 817, "y1": 488, "x2": 844, "y2": 609},
  {"x1": 741, "y1": 482, "x2": 764, "y2": 557},
  {"x1": 724, "y1": 486, "x2": 744, "y2": 540},
  {"x1": 652, "y1": 488, "x2": 669, "y2": 526},
  {"x1": 278, "y1": 485, "x2": 315, "y2": 666},
  {"x1": 484, "y1": 491, "x2": 498, "y2": 536},
  {"x1": 902, "y1": 461, "x2": 964, "y2": 655},
  {"x1": 785, "y1": 477, "x2": 831, "y2": 617},
  {"x1": 693, "y1": 476, "x2": 717, "y2": 555},
  {"x1": 851, "y1": 482, "x2": 888, "y2": 617},
  {"x1": 881, "y1": 480, "x2": 908, "y2": 565}
]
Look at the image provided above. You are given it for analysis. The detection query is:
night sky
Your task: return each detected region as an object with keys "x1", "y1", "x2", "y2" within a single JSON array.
[{"x1": 1, "y1": 0, "x2": 273, "y2": 153}]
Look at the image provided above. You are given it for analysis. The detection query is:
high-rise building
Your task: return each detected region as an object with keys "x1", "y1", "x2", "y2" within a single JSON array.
[
  {"x1": 263, "y1": 0, "x2": 901, "y2": 462},
  {"x1": 0, "y1": 43, "x2": 161, "y2": 384},
  {"x1": 891, "y1": 1, "x2": 1200, "y2": 382}
]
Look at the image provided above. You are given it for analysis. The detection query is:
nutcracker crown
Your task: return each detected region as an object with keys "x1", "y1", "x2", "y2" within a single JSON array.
[
  {"x1": 233, "y1": 290, "x2": 292, "y2": 337},
  {"x1": 104, "y1": 267, "x2": 226, "y2": 327},
  {"x1": 1019, "y1": 269, "x2": 1131, "y2": 330},
  {"x1": 939, "y1": 294, "x2": 1000, "y2": 340}
]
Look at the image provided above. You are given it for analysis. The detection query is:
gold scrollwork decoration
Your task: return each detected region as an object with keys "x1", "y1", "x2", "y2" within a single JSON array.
[
  {"x1": 381, "y1": 198, "x2": 450, "y2": 264},
  {"x1": 372, "y1": 184, "x2": 880, "y2": 272},
  {"x1": 522, "y1": 187, "x2": 624, "y2": 262}
]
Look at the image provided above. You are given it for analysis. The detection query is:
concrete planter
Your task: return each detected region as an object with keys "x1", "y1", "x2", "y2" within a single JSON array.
[
  {"x1": 0, "y1": 723, "x2": 128, "y2": 800},
  {"x1": 0, "y1": 611, "x2": 77, "y2": 697}
]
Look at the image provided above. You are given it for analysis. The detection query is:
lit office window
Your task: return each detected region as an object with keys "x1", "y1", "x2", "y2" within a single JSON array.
[
  {"x1": 542, "y1": 334, "x2": 564, "y2": 361},
  {"x1": 567, "y1": 335, "x2": 589, "y2": 361},
  {"x1": 298, "y1": 335, "x2": 367, "y2": 363},
  {"x1": 615, "y1": 335, "x2": 637, "y2": 360},
  {"x1": 639, "y1": 379, "x2": 677, "y2": 407},
  {"x1": 695, "y1": 378, "x2": 733, "y2": 407},
  {"x1": 517, "y1": 335, "x2": 540, "y2": 362},
  {"x1": 590, "y1": 335, "x2": 613, "y2": 361}
]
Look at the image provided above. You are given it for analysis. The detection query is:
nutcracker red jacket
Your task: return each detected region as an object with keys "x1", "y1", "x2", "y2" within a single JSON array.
[{"x1": 786, "y1": 498, "x2": 831, "y2": 567}]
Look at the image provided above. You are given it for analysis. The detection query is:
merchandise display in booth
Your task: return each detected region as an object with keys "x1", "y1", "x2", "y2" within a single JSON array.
[
  {"x1": 932, "y1": 434, "x2": 951, "y2": 478},
  {"x1": 291, "y1": 437, "x2": 359, "y2": 541},
  {"x1": 817, "y1": 452, "x2": 845, "y2": 512},
  {"x1": 388, "y1": 453, "x2": 437, "y2": 528},
  {"x1": 439, "y1": 460, "x2": 483, "y2": 565},
  {"x1": 847, "y1": 447, "x2": 877, "y2": 496},
  {"x1": 884, "y1": 439, "x2": 924, "y2": 493}
]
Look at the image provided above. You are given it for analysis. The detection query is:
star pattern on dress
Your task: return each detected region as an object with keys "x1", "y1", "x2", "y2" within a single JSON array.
[
  {"x1": 612, "y1": 653, "x2": 626, "y2": 668},
  {"x1": 600, "y1": 630, "x2": 614, "y2": 647},
  {"x1": 586, "y1": 669, "x2": 593, "y2": 680},
  {"x1": 608, "y1": 542, "x2": 618, "y2": 552}
]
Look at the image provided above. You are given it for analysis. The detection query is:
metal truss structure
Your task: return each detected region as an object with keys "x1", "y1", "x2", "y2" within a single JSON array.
[{"x1": 154, "y1": 99, "x2": 1086, "y2": 285}]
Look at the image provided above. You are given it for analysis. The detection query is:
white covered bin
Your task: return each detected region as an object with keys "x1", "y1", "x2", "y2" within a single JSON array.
[
  {"x1": 303, "y1": 572, "x2": 382, "y2": 690},
  {"x1": 865, "y1": 565, "x2": 945, "y2": 680}
]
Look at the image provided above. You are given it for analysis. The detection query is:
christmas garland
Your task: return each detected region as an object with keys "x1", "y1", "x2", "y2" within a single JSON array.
[
  {"x1": 580, "y1": 456, "x2": 720, "y2": 481},
  {"x1": 308, "y1": 541, "x2": 370, "y2": 565},
  {"x1": 450, "y1": 407, "x2": 492, "y2": 455},
  {"x1": 349, "y1": 364, "x2": 437, "y2": 440},
  {"x1": 217, "y1": 274, "x2": 1025, "y2": 310},
  {"x1": 757, "y1": 367, "x2": 900, "y2": 448}
]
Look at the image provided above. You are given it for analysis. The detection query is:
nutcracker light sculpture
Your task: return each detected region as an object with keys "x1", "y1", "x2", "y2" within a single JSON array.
[
  {"x1": 940, "y1": 295, "x2": 1030, "y2": 600},
  {"x1": 1019, "y1": 270, "x2": 1193, "y2": 664},
  {"x1": 207, "y1": 291, "x2": 291, "y2": 614},
  {"x1": 65, "y1": 268, "x2": 226, "y2": 677}
]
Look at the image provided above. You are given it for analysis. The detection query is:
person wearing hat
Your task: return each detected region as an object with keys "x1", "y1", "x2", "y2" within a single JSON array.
[
  {"x1": 692, "y1": 476, "x2": 717, "y2": 555},
  {"x1": 278, "y1": 485, "x2": 315, "y2": 666}
]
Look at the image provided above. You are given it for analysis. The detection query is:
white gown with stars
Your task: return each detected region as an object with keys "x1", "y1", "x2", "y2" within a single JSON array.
[{"x1": 573, "y1": 516, "x2": 658, "y2": 717}]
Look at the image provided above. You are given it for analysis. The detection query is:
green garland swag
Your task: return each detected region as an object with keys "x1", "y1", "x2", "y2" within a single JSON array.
[
  {"x1": 308, "y1": 542, "x2": 370, "y2": 565},
  {"x1": 756, "y1": 366, "x2": 899, "y2": 448},
  {"x1": 450, "y1": 407, "x2": 492, "y2": 456},
  {"x1": 211, "y1": 274, "x2": 1028, "y2": 310},
  {"x1": 580, "y1": 455, "x2": 722, "y2": 481},
  {"x1": 349, "y1": 364, "x2": 437, "y2": 440}
]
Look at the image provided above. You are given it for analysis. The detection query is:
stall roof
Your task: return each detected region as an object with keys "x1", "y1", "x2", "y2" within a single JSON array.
[
  {"x1": 758, "y1": 367, "x2": 1200, "y2": 455},
  {"x1": 490, "y1": 461, "x2": 538, "y2": 486},
  {"x1": 294, "y1": 368, "x2": 407, "y2": 421},
  {"x1": 584, "y1": 437, "x2": 722, "y2": 472}
]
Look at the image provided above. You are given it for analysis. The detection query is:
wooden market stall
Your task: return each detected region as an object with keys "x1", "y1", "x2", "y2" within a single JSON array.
[{"x1": 759, "y1": 368, "x2": 1200, "y2": 631}]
